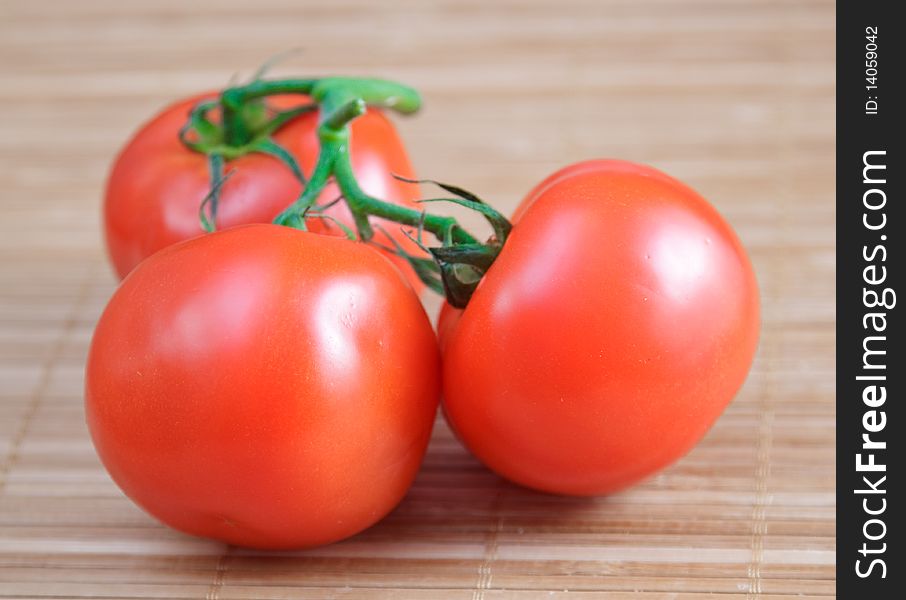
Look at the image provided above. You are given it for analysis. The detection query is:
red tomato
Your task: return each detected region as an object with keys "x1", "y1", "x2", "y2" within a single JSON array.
[
  {"x1": 440, "y1": 159, "x2": 759, "y2": 496},
  {"x1": 104, "y1": 93, "x2": 424, "y2": 289},
  {"x1": 85, "y1": 224, "x2": 439, "y2": 549}
]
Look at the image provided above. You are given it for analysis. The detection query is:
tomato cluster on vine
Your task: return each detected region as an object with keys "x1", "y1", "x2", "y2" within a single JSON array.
[{"x1": 85, "y1": 73, "x2": 759, "y2": 549}]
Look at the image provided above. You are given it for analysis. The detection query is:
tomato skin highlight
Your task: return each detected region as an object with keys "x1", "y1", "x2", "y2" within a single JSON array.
[
  {"x1": 104, "y1": 94, "x2": 424, "y2": 288},
  {"x1": 440, "y1": 159, "x2": 760, "y2": 496},
  {"x1": 85, "y1": 224, "x2": 439, "y2": 549}
]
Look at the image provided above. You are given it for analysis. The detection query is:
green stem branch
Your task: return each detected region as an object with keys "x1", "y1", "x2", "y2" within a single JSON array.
[
  {"x1": 184, "y1": 73, "x2": 506, "y2": 306},
  {"x1": 331, "y1": 146, "x2": 477, "y2": 245}
]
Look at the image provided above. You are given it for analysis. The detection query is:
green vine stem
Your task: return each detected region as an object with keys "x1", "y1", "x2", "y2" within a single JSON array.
[{"x1": 180, "y1": 75, "x2": 510, "y2": 307}]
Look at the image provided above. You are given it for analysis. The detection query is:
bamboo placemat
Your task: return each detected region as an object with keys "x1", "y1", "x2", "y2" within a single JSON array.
[{"x1": 0, "y1": 0, "x2": 835, "y2": 597}]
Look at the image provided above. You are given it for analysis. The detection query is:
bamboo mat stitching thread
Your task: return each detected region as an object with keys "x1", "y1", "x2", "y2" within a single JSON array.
[
  {"x1": 746, "y1": 83, "x2": 793, "y2": 597},
  {"x1": 473, "y1": 484, "x2": 506, "y2": 599},
  {"x1": 747, "y1": 368, "x2": 775, "y2": 596},
  {"x1": 205, "y1": 545, "x2": 233, "y2": 600}
]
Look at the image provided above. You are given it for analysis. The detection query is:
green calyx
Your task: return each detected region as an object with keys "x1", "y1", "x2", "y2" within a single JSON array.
[
  {"x1": 179, "y1": 96, "x2": 313, "y2": 176},
  {"x1": 178, "y1": 73, "x2": 510, "y2": 308}
]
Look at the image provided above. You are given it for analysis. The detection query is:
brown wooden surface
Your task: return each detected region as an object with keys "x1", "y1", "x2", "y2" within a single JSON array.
[{"x1": 0, "y1": 1, "x2": 835, "y2": 598}]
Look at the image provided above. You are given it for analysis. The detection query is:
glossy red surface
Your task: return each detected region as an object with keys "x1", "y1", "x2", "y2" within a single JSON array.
[
  {"x1": 440, "y1": 160, "x2": 760, "y2": 495},
  {"x1": 104, "y1": 94, "x2": 425, "y2": 289},
  {"x1": 86, "y1": 225, "x2": 440, "y2": 548}
]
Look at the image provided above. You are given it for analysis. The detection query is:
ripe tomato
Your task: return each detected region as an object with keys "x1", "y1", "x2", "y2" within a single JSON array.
[
  {"x1": 85, "y1": 224, "x2": 439, "y2": 549},
  {"x1": 440, "y1": 159, "x2": 759, "y2": 496},
  {"x1": 104, "y1": 93, "x2": 424, "y2": 288}
]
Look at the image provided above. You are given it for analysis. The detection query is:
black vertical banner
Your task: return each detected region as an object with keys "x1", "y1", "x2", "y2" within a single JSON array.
[{"x1": 838, "y1": 2, "x2": 903, "y2": 597}]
